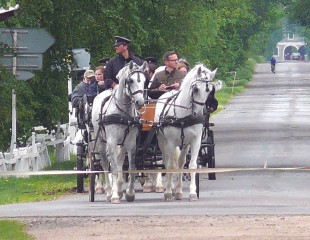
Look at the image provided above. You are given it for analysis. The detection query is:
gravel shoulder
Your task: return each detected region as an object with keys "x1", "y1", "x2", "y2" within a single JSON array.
[{"x1": 21, "y1": 215, "x2": 310, "y2": 240}]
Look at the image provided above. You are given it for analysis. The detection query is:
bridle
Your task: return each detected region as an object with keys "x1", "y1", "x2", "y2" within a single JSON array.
[
  {"x1": 159, "y1": 77, "x2": 212, "y2": 119},
  {"x1": 112, "y1": 68, "x2": 145, "y2": 115},
  {"x1": 124, "y1": 69, "x2": 145, "y2": 98},
  {"x1": 189, "y1": 78, "x2": 212, "y2": 111}
]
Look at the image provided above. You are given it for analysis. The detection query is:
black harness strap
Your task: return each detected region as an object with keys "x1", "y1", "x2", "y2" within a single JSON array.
[
  {"x1": 160, "y1": 114, "x2": 205, "y2": 150},
  {"x1": 101, "y1": 113, "x2": 140, "y2": 126},
  {"x1": 100, "y1": 113, "x2": 141, "y2": 146}
]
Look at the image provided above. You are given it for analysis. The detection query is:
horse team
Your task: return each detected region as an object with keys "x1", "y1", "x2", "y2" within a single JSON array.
[{"x1": 89, "y1": 61, "x2": 218, "y2": 203}]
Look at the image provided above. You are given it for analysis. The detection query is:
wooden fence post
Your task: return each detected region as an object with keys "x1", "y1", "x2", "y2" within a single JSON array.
[{"x1": 55, "y1": 122, "x2": 64, "y2": 162}]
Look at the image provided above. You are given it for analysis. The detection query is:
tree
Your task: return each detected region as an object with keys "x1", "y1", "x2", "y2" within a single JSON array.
[{"x1": 0, "y1": 0, "x2": 288, "y2": 151}]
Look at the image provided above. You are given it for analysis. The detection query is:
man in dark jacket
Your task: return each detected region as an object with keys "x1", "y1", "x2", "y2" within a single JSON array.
[{"x1": 104, "y1": 36, "x2": 143, "y2": 89}]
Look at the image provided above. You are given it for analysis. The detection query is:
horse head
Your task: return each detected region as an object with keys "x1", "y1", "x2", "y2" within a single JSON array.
[
  {"x1": 117, "y1": 60, "x2": 147, "y2": 110},
  {"x1": 184, "y1": 64, "x2": 218, "y2": 114}
]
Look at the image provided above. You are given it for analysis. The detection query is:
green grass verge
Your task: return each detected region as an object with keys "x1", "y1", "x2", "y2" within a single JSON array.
[
  {"x1": 213, "y1": 57, "x2": 257, "y2": 113},
  {"x1": 0, "y1": 220, "x2": 34, "y2": 240},
  {"x1": 0, "y1": 159, "x2": 78, "y2": 205}
]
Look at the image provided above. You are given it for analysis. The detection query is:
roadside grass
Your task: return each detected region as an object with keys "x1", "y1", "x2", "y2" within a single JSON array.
[
  {"x1": 0, "y1": 151, "x2": 79, "y2": 205},
  {"x1": 0, "y1": 220, "x2": 34, "y2": 240},
  {"x1": 213, "y1": 57, "x2": 257, "y2": 114}
]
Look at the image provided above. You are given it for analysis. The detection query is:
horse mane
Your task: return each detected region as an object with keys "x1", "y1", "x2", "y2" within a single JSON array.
[
  {"x1": 180, "y1": 63, "x2": 211, "y2": 91},
  {"x1": 116, "y1": 62, "x2": 140, "y2": 84}
]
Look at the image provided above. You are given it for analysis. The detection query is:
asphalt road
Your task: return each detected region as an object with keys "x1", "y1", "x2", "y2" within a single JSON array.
[
  {"x1": 1, "y1": 61, "x2": 310, "y2": 218},
  {"x1": 213, "y1": 61, "x2": 310, "y2": 168}
]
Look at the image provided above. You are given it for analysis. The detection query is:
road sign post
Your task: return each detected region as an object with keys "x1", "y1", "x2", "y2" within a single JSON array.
[
  {"x1": 0, "y1": 28, "x2": 55, "y2": 80},
  {"x1": 0, "y1": 27, "x2": 55, "y2": 157}
]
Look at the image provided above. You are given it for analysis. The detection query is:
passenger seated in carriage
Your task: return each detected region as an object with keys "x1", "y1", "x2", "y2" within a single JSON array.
[
  {"x1": 71, "y1": 69, "x2": 95, "y2": 108},
  {"x1": 89, "y1": 66, "x2": 106, "y2": 96},
  {"x1": 148, "y1": 51, "x2": 186, "y2": 99},
  {"x1": 148, "y1": 52, "x2": 218, "y2": 113},
  {"x1": 177, "y1": 58, "x2": 190, "y2": 73},
  {"x1": 144, "y1": 57, "x2": 158, "y2": 89}
]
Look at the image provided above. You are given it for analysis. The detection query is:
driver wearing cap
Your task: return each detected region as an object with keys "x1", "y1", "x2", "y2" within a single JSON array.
[{"x1": 104, "y1": 36, "x2": 143, "y2": 89}]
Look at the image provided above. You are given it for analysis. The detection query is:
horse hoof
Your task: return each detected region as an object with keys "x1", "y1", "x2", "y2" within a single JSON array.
[
  {"x1": 95, "y1": 187, "x2": 105, "y2": 194},
  {"x1": 189, "y1": 194, "x2": 198, "y2": 202},
  {"x1": 111, "y1": 198, "x2": 120, "y2": 204},
  {"x1": 164, "y1": 193, "x2": 173, "y2": 202},
  {"x1": 118, "y1": 191, "x2": 124, "y2": 200},
  {"x1": 143, "y1": 186, "x2": 152, "y2": 193},
  {"x1": 175, "y1": 193, "x2": 183, "y2": 200},
  {"x1": 172, "y1": 188, "x2": 176, "y2": 197},
  {"x1": 125, "y1": 190, "x2": 135, "y2": 202},
  {"x1": 156, "y1": 186, "x2": 164, "y2": 193},
  {"x1": 107, "y1": 195, "x2": 112, "y2": 202}
]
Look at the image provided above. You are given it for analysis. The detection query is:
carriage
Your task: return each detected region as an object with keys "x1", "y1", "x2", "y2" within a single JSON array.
[{"x1": 74, "y1": 61, "x2": 219, "y2": 203}]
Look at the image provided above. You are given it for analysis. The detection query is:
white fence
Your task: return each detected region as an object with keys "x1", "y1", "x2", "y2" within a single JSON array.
[{"x1": 0, "y1": 123, "x2": 77, "y2": 174}]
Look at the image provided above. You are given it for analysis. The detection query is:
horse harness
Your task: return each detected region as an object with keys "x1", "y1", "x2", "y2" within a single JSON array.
[
  {"x1": 97, "y1": 69, "x2": 145, "y2": 147},
  {"x1": 158, "y1": 78, "x2": 210, "y2": 150}
]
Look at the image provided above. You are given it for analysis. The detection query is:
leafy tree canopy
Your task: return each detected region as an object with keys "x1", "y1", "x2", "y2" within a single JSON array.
[{"x1": 0, "y1": 0, "x2": 290, "y2": 151}]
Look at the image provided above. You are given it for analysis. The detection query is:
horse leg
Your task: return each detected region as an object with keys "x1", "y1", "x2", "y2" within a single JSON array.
[
  {"x1": 98, "y1": 142, "x2": 111, "y2": 202},
  {"x1": 157, "y1": 133, "x2": 174, "y2": 201},
  {"x1": 143, "y1": 174, "x2": 153, "y2": 193},
  {"x1": 95, "y1": 174, "x2": 104, "y2": 194},
  {"x1": 154, "y1": 173, "x2": 164, "y2": 193},
  {"x1": 175, "y1": 146, "x2": 189, "y2": 200},
  {"x1": 107, "y1": 141, "x2": 122, "y2": 204},
  {"x1": 189, "y1": 144, "x2": 200, "y2": 201},
  {"x1": 143, "y1": 173, "x2": 163, "y2": 193},
  {"x1": 116, "y1": 146, "x2": 126, "y2": 200},
  {"x1": 164, "y1": 147, "x2": 178, "y2": 202},
  {"x1": 102, "y1": 160, "x2": 112, "y2": 202},
  {"x1": 125, "y1": 143, "x2": 137, "y2": 202}
]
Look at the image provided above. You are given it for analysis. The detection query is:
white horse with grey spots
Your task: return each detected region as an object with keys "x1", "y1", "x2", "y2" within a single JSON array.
[
  {"x1": 155, "y1": 64, "x2": 217, "y2": 201},
  {"x1": 91, "y1": 61, "x2": 147, "y2": 203}
]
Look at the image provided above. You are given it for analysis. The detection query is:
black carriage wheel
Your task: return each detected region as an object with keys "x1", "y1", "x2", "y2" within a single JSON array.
[
  {"x1": 76, "y1": 145, "x2": 84, "y2": 193},
  {"x1": 207, "y1": 130, "x2": 216, "y2": 180},
  {"x1": 89, "y1": 158, "x2": 95, "y2": 202},
  {"x1": 195, "y1": 173, "x2": 200, "y2": 199},
  {"x1": 207, "y1": 147, "x2": 216, "y2": 180}
]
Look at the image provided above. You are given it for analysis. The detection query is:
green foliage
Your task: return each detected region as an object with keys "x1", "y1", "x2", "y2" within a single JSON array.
[
  {"x1": 0, "y1": 220, "x2": 34, "y2": 240},
  {"x1": 0, "y1": 1, "x2": 289, "y2": 150},
  {"x1": 214, "y1": 57, "x2": 257, "y2": 113},
  {"x1": 286, "y1": 0, "x2": 310, "y2": 51}
]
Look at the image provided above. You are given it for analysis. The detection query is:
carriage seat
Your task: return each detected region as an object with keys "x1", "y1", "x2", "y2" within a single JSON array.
[{"x1": 139, "y1": 103, "x2": 156, "y2": 131}]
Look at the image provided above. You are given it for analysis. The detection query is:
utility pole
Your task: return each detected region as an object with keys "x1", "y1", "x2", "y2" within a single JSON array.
[
  {"x1": 0, "y1": 5, "x2": 19, "y2": 158},
  {"x1": 9, "y1": 89, "x2": 16, "y2": 158}
]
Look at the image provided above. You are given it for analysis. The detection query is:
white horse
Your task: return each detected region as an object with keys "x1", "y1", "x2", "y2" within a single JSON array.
[
  {"x1": 91, "y1": 61, "x2": 147, "y2": 203},
  {"x1": 155, "y1": 64, "x2": 217, "y2": 201}
]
